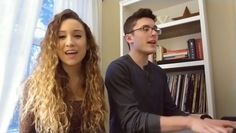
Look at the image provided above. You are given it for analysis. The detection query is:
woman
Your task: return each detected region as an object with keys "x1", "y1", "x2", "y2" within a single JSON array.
[{"x1": 20, "y1": 9, "x2": 108, "y2": 133}]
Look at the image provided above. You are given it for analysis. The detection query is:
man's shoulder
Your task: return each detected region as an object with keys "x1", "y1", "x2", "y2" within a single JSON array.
[
  {"x1": 149, "y1": 61, "x2": 163, "y2": 70},
  {"x1": 106, "y1": 55, "x2": 133, "y2": 76},
  {"x1": 108, "y1": 55, "x2": 132, "y2": 68},
  {"x1": 148, "y1": 62, "x2": 167, "y2": 76},
  {"x1": 105, "y1": 55, "x2": 132, "y2": 82}
]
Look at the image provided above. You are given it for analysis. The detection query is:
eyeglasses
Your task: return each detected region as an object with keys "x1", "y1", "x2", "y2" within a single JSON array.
[{"x1": 126, "y1": 25, "x2": 162, "y2": 35}]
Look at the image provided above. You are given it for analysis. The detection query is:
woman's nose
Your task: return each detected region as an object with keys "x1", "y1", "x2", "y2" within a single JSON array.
[{"x1": 65, "y1": 36, "x2": 74, "y2": 47}]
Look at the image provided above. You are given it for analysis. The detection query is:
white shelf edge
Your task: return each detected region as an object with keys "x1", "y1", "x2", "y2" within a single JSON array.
[
  {"x1": 120, "y1": 0, "x2": 142, "y2": 6},
  {"x1": 158, "y1": 60, "x2": 204, "y2": 69},
  {"x1": 157, "y1": 15, "x2": 200, "y2": 29}
]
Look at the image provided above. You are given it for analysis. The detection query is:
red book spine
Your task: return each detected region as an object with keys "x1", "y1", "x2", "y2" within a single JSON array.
[{"x1": 195, "y1": 38, "x2": 203, "y2": 59}]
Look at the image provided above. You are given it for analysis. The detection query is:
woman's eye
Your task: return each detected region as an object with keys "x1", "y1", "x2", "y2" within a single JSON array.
[
  {"x1": 58, "y1": 35, "x2": 66, "y2": 39},
  {"x1": 75, "y1": 35, "x2": 82, "y2": 38}
]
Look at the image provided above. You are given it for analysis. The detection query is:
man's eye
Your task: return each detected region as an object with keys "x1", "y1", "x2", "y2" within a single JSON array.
[
  {"x1": 153, "y1": 26, "x2": 158, "y2": 31},
  {"x1": 142, "y1": 26, "x2": 150, "y2": 32}
]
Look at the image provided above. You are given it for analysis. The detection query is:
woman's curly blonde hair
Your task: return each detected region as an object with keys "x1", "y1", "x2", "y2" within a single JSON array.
[{"x1": 20, "y1": 9, "x2": 107, "y2": 133}]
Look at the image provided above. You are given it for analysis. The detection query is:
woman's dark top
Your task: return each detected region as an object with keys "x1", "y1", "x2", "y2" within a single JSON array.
[{"x1": 20, "y1": 101, "x2": 83, "y2": 133}]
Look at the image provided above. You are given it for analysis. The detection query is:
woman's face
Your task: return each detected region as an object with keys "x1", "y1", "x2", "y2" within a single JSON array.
[{"x1": 57, "y1": 18, "x2": 87, "y2": 68}]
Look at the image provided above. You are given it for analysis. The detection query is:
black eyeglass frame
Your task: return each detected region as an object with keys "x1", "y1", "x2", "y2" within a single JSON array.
[{"x1": 125, "y1": 25, "x2": 162, "y2": 35}]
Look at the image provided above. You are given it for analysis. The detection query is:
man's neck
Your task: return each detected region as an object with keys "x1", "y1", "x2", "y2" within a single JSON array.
[{"x1": 128, "y1": 51, "x2": 149, "y2": 69}]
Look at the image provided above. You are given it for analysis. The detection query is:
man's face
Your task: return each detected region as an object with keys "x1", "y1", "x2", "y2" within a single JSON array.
[{"x1": 125, "y1": 17, "x2": 159, "y2": 55}]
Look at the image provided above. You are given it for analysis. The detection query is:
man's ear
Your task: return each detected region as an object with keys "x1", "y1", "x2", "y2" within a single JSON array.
[{"x1": 124, "y1": 34, "x2": 133, "y2": 44}]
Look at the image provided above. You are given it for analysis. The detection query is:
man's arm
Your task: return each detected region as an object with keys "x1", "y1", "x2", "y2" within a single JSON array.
[
  {"x1": 160, "y1": 73, "x2": 236, "y2": 132},
  {"x1": 160, "y1": 115, "x2": 236, "y2": 133}
]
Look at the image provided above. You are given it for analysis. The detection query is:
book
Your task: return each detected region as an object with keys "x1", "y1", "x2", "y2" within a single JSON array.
[
  {"x1": 187, "y1": 38, "x2": 197, "y2": 59},
  {"x1": 163, "y1": 54, "x2": 188, "y2": 60},
  {"x1": 163, "y1": 51, "x2": 188, "y2": 58},
  {"x1": 164, "y1": 49, "x2": 188, "y2": 54},
  {"x1": 156, "y1": 58, "x2": 197, "y2": 64},
  {"x1": 155, "y1": 45, "x2": 166, "y2": 61},
  {"x1": 195, "y1": 38, "x2": 203, "y2": 59},
  {"x1": 185, "y1": 74, "x2": 195, "y2": 113}
]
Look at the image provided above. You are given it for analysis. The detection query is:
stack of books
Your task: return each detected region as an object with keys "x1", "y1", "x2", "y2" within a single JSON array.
[
  {"x1": 154, "y1": 38, "x2": 203, "y2": 64},
  {"x1": 163, "y1": 49, "x2": 188, "y2": 60}
]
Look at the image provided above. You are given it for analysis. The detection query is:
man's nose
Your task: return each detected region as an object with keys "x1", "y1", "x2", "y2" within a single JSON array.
[{"x1": 151, "y1": 28, "x2": 158, "y2": 36}]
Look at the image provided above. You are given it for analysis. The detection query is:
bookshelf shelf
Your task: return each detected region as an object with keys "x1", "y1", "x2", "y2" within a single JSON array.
[
  {"x1": 158, "y1": 16, "x2": 201, "y2": 40},
  {"x1": 121, "y1": 0, "x2": 141, "y2": 6},
  {"x1": 158, "y1": 15, "x2": 200, "y2": 29},
  {"x1": 159, "y1": 60, "x2": 204, "y2": 69},
  {"x1": 121, "y1": 0, "x2": 189, "y2": 10}
]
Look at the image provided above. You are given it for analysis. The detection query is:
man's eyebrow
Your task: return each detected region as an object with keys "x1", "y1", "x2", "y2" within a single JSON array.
[{"x1": 141, "y1": 24, "x2": 149, "y2": 27}]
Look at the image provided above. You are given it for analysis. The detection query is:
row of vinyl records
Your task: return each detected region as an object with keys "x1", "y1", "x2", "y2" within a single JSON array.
[
  {"x1": 154, "y1": 38, "x2": 203, "y2": 64},
  {"x1": 167, "y1": 71, "x2": 207, "y2": 114}
]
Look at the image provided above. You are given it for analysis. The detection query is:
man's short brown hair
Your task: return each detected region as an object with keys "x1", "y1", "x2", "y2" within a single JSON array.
[{"x1": 123, "y1": 8, "x2": 157, "y2": 35}]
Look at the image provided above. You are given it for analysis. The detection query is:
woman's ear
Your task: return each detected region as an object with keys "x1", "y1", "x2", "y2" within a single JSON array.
[{"x1": 86, "y1": 44, "x2": 90, "y2": 50}]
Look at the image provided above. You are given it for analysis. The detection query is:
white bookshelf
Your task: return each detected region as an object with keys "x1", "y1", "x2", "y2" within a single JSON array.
[
  {"x1": 120, "y1": 0, "x2": 215, "y2": 117},
  {"x1": 158, "y1": 15, "x2": 200, "y2": 29},
  {"x1": 159, "y1": 60, "x2": 204, "y2": 69}
]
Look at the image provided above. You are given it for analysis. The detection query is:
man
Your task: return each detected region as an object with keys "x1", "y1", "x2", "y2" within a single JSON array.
[{"x1": 105, "y1": 8, "x2": 236, "y2": 133}]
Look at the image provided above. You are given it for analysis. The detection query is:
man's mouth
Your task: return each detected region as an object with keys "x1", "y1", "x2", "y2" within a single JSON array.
[{"x1": 147, "y1": 40, "x2": 156, "y2": 44}]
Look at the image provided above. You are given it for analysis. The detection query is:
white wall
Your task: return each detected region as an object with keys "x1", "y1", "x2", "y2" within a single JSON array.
[
  {"x1": 206, "y1": 0, "x2": 236, "y2": 118},
  {"x1": 102, "y1": 0, "x2": 120, "y2": 77}
]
